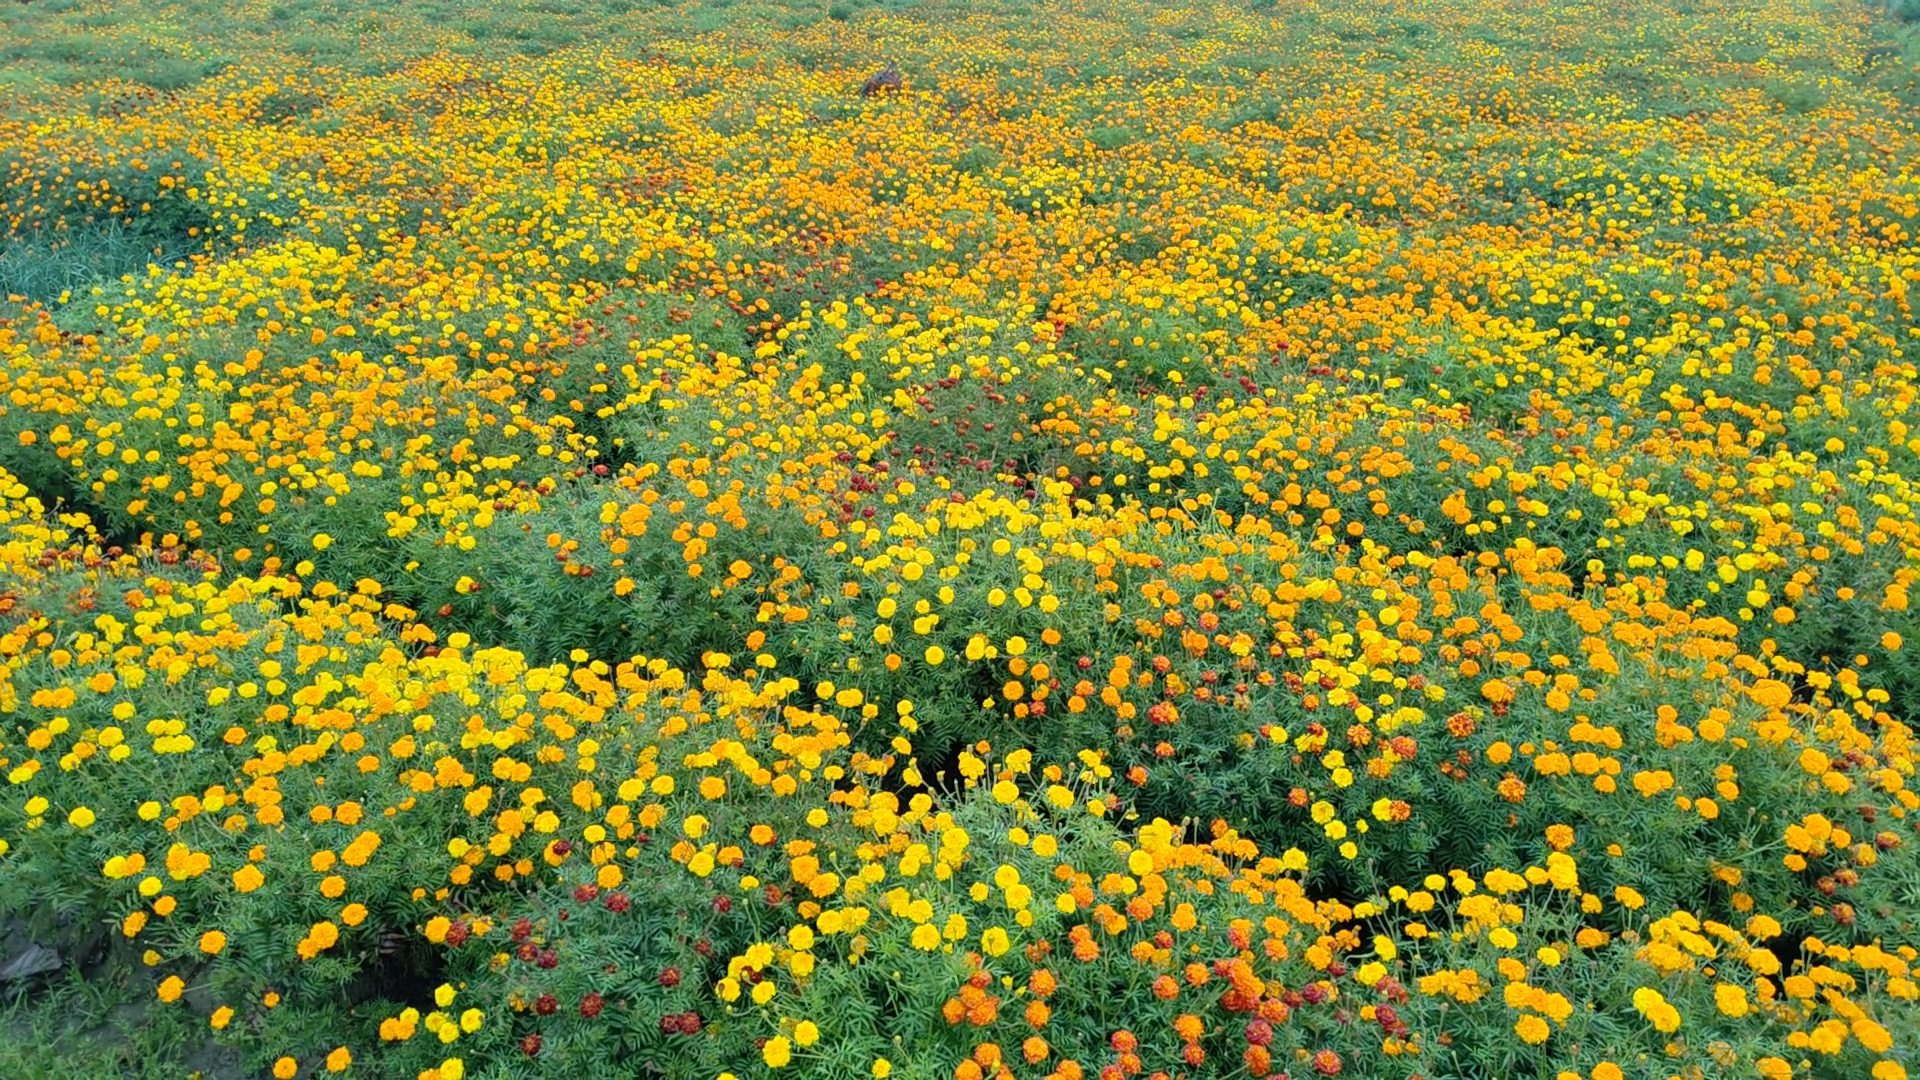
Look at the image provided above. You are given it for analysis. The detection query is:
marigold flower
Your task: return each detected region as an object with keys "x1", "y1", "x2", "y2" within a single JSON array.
[
  {"x1": 1713, "y1": 982, "x2": 1748, "y2": 1017},
  {"x1": 1514, "y1": 1014, "x2": 1551, "y2": 1044}
]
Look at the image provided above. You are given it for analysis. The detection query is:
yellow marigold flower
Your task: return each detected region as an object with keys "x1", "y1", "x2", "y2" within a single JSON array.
[
  {"x1": 157, "y1": 976, "x2": 186, "y2": 1003},
  {"x1": 1631, "y1": 987, "x2": 1681, "y2": 1032},
  {"x1": 1852, "y1": 1017, "x2": 1892, "y2": 1054},
  {"x1": 793, "y1": 1020, "x2": 820, "y2": 1047},
  {"x1": 199, "y1": 930, "x2": 226, "y2": 955},
  {"x1": 273, "y1": 1058, "x2": 298, "y2": 1079},
  {"x1": 1514, "y1": 1014, "x2": 1551, "y2": 1044},
  {"x1": 1713, "y1": 982, "x2": 1748, "y2": 1017},
  {"x1": 763, "y1": 1036, "x2": 793, "y2": 1067}
]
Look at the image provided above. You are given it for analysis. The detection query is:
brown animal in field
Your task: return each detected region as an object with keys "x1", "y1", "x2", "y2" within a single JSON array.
[{"x1": 860, "y1": 64, "x2": 904, "y2": 98}]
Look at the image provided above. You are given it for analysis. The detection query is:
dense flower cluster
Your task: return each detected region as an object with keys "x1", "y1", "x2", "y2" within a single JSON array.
[{"x1": 1, "y1": 0, "x2": 1918, "y2": 1077}]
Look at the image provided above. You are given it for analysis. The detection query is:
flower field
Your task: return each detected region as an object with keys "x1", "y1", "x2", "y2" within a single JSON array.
[{"x1": 2, "y1": 0, "x2": 1919, "y2": 1076}]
